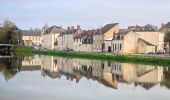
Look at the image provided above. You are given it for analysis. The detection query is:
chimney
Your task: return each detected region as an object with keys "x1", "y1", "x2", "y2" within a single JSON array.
[
  {"x1": 113, "y1": 31, "x2": 115, "y2": 37},
  {"x1": 122, "y1": 32, "x2": 125, "y2": 40},
  {"x1": 71, "y1": 26, "x2": 74, "y2": 30},
  {"x1": 77, "y1": 25, "x2": 80, "y2": 35},
  {"x1": 88, "y1": 30, "x2": 90, "y2": 35},
  {"x1": 77, "y1": 25, "x2": 80, "y2": 30},
  {"x1": 161, "y1": 23, "x2": 165, "y2": 28},
  {"x1": 92, "y1": 29, "x2": 95, "y2": 34},
  {"x1": 67, "y1": 26, "x2": 70, "y2": 30}
]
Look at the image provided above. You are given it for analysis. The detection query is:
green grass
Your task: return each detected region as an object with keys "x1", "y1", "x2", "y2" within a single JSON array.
[{"x1": 15, "y1": 46, "x2": 170, "y2": 67}]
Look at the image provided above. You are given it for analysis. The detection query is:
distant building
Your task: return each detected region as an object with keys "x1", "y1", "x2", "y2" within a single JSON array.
[
  {"x1": 21, "y1": 29, "x2": 41, "y2": 46},
  {"x1": 74, "y1": 29, "x2": 93, "y2": 52},
  {"x1": 128, "y1": 25, "x2": 142, "y2": 31},
  {"x1": 41, "y1": 25, "x2": 62, "y2": 50},
  {"x1": 57, "y1": 26, "x2": 75, "y2": 50},
  {"x1": 92, "y1": 29, "x2": 104, "y2": 52},
  {"x1": 73, "y1": 28, "x2": 104, "y2": 52},
  {"x1": 161, "y1": 22, "x2": 170, "y2": 33}
]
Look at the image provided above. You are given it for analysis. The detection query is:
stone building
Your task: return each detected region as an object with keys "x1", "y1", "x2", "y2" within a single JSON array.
[
  {"x1": 92, "y1": 29, "x2": 104, "y2": 52},
  {"x1": 21, "y1": 29, "x2": 41, "y2": 46},
  {"x1": 41, "y1": 25, "x2": 62, "y2": 50},
  {"x1": 57, "y1": 26, "x2": 76, "y2": 50}
]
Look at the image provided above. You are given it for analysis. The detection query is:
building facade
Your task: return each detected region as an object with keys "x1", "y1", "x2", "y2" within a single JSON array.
[
  {"x1": 22, "y1": 30, "x2": 41, "y2": 46},
  {"x1": 136, "y1": 24, "x2": 165, "y2": 52},
  {"x1": 41, "y1": 25, "x2": 62, "y2": 50}
]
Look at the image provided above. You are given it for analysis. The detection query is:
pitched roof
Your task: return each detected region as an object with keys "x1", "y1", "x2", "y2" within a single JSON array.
[
  {"x1": 48, "y1": 25, "x2": 62, "y2": 30},
  {"x1": 165, "y1": 22, "x2": 170, "y2": 28},
  {"x1": 45, "y1": 25, "x2": 62, "y2": 34},
  {"x1": 137, "y1": 24, "x2": 159, "y2": 32},
  {"x1": 138, "y1": 38, "x2": 155, "y2": 46},
  {"x1": 102, "y1": 23, "x2": 118, "y2": 33},
  {"x1": 22, "y1": 30, "x2": 41, "y2": 36}
]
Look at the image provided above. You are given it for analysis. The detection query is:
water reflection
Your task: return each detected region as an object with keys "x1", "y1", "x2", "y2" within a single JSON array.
[{"x1": 0, "y1": 55, "x2": 170, "y2": 90}]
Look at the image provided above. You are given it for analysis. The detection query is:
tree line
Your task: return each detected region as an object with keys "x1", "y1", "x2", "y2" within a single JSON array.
[{"x1": 0, "y1": 19, "x2": 21, "y2": 44}]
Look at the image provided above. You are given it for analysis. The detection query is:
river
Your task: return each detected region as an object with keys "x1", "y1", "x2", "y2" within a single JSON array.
[{"x1": 0, "y1": 55, "x2": 170, "y2": 100}]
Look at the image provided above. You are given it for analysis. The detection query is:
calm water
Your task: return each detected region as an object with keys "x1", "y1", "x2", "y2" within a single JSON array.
[{"x1": 0, "y1": 55, "x2": 170, "y2": 100}]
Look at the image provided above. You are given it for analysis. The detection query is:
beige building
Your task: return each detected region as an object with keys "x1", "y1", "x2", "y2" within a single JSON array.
[
  {"x1": 22, "y1": 30, "x2": 41, "y2": 46},
  {"x1": 110, "y1": 25, "x2": 163, "y2": 54},
  {"x1": 102, "y1": 23, "x2": 119, "y2": 40},
  {"x1": 41, "y1": 25, "x2": 62, "y2": 50},
  {"x1": 112, "y1": 30, "x2": 156, "y2": 54},
  {"x1": 102, "y1": 23, "x2": 119, "y2": 52},
  {"x1": 136, "y1": 24, "x2": 165, "y2": 52},
  {"x1": 111, "y1": 30, "x2": 139, "y2": 54}
]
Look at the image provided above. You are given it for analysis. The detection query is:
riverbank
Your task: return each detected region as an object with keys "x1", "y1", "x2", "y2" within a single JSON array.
[{"x1": 15, "y1": 46, "x2": 170, "y2": 66}]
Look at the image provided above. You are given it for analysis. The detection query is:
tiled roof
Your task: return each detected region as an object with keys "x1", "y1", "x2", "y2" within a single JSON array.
[
  {"x1": 48, "y1": 25, "x2": 62, "y2": 30},
  {"x1": 102, "y1": 23, "x2": 118, "y2": 33},
  {"x1": 165, "y1": 22, "x2": 170, "y2": 28},
  {"x1": 22, "y1": 30, "x2": 41, "y2": 36},
  {"x1": 45, "y1": 25, "x2": 62, "y2": 34},
  {"x1": 137, "y1": 24, "x2": 159, "y2": 32}
]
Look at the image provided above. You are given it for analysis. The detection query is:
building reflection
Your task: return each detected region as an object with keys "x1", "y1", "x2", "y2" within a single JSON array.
[
  {"x1": 40, "y1": 56, "x2": 165, "y2": 90},
  {"x1": 0, "y1": 55, "x2": 170, "y2": 90}
]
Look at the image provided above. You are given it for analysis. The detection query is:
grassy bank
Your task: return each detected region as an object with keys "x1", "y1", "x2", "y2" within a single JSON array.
[{"x1": 15, "y1": 46, "x2": 170, "y2": 67}]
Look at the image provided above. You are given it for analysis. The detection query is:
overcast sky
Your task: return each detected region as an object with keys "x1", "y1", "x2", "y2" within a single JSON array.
[{"x1": 0, "y1": 0, "x2": 170, "y2": 29}]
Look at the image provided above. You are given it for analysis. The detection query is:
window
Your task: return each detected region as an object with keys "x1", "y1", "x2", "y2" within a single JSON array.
[
  {"x1": 120, "y1": 43, "x2": 122, "y2": 50},
  {"x1": 113, "y1": 43, "x2": 114, "y2": 51},
  {"x1": 115, "y1": 43, "x2": 117, "y2": 50}
]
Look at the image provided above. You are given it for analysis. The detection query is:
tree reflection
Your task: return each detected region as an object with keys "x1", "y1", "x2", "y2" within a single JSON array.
[{"x1": 0, "y1": 57, "x2": 22, "y2": 81}]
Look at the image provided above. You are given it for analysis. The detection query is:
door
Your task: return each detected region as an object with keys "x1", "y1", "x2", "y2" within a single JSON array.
[{"x1": 108, "y1": 46, "x2": 111, "y2": 52}]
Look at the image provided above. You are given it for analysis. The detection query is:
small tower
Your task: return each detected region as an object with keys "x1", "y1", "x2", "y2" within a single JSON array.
[{"x1": 42, "y1": 22, "x2": 48, "y2": 35}]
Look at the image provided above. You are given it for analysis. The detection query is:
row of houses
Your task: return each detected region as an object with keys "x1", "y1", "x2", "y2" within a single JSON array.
[{"x1": 21, "y1": 23, "x2": 167, "y2": 54}]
